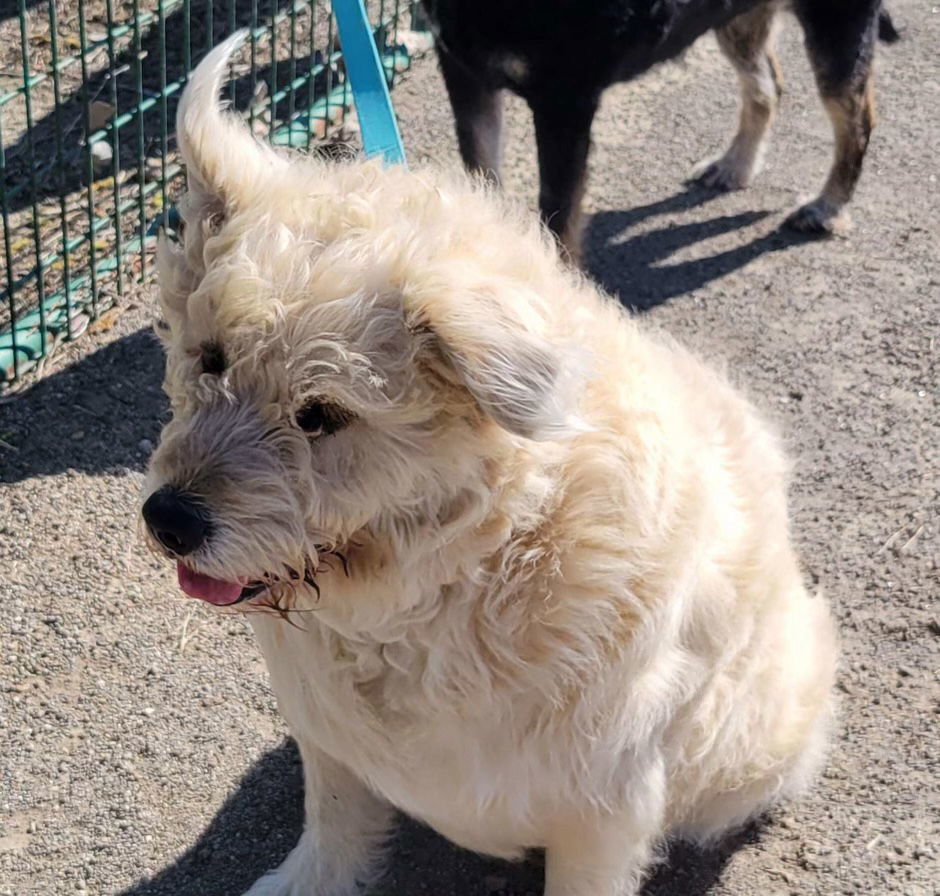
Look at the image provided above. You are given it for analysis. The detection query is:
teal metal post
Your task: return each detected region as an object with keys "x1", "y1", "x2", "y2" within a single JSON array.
[{"x1": 331, "y1": 0, "x2": 406, "y2": 165}]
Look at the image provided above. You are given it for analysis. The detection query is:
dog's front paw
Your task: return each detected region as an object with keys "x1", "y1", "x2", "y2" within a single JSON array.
[
  {"x1": 242, "y1": 869, "x2": 309, "y2": 896},
  {"x1": 784, "y1": 199, "x2": 849, "y2": 236},
  {"x1": 691, "y1": 153, "x2": 755, "y2": 192},
  {"x1": 242, "y1": 871, "x2": 366, "y2": 896},
  {"x1": 241, "y1": 854, "x2": 365, "y2": 896}
]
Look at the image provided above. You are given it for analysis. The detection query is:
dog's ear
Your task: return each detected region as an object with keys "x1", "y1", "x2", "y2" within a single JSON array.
[
  {"x1": 411, "y1": 288, "x2": 587, "y2": 440},
  {"x1": 175, "y1": 32, "x2": 285, "y2": 212}
]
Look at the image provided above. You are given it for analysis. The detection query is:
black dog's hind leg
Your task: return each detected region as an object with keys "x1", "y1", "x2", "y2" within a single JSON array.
[
  {"x1": 532, "y1": 95, "x2": 599, "y2": 265},
  {"x1": 787, "y1": 0, "x2": 879, "y2": 233},
  {"x1": 694, "y1": 4, "x2": 783, "y2": 191},
  {"x1": 437, "y1": 49, "x2": 504, "y2": 184}
]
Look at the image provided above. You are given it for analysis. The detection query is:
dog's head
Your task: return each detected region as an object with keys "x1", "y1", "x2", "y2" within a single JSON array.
[{"x1": 142, "y1": 34, "x2": 584, "y2": 611}]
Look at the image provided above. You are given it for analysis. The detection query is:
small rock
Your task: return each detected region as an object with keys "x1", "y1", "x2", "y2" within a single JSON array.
[
  {"x1": 90, "y1": 141, "x2": 112, "y2": 175},
  {"x1": 88, "y1": 100, "x2": 115, "y2": 132},
  {"x1": 138, "y1": 439, "x2": 153, "y2": 455},
  {"x1": 397, "y1": 28, "x2": 435, "y2": 55},
  {"x1": 800, "y1": 839, "x2": 838, "y2": 871}
]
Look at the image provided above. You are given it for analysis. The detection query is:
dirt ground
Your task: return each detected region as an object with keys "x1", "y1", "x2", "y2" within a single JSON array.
[{"x1": 0, "y1": 0, "x2": 937, "y2": 893}]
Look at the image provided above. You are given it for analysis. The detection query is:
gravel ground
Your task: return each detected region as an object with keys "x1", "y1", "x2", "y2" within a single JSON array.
[{"x1": 1, "y1": 1, "x2": 937, "y2": 893}]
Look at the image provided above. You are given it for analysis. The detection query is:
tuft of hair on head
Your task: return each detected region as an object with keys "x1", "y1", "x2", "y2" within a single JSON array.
[{"x1": 175, "y1": 31, "x2": 286, "y2": 209}]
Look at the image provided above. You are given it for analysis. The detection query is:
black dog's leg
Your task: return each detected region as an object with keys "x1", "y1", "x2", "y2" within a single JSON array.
[
  {"x1": 694, "y1": 4, "x2": 783, "y2": 191},
  {"x1": 532, "y1": 96, "x2": 599, "y2": 265},
  {"x1": 437, "y1": 49, "x2": 504, "y2": 183},
  {"x1": 787, "y1": 0, "x2": 880, "y2": 233}
]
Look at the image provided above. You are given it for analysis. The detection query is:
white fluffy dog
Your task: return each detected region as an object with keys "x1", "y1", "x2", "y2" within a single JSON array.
[{"x1": 142, "y1": 34, "x2": 838, "y2": 896}]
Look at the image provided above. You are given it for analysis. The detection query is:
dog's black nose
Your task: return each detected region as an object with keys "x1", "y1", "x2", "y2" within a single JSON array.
[{"x1": 142, "y1": 487, "x2": 209, "y2": 556}]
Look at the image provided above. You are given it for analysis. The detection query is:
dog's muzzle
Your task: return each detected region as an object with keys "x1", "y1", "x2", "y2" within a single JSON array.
[{"x1": 143, "y1": 486, "x2": 266, "y2": 606}]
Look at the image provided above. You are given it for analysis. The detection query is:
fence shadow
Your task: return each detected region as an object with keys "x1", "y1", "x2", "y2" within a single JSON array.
[
  {"x1": 1, "y1": 0, "x2": 345, "y2": 215},
  {"x1": 0, "y1": 0, "x2": 42, "y2": 19},
  {"x1": 584, "y1": 186, "x2": 807, "y2": 311},
  {"x1": 0, "y1": 325, "x2": 167, "y2": 482},
  {"x1": 112, "y1": 733, "x2": 760, "y2": 896}
]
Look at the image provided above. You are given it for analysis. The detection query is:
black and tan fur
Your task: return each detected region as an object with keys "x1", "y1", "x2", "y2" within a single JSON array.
[{"x1": 421, "y1": 0, "x2": 899, "y2": 261}]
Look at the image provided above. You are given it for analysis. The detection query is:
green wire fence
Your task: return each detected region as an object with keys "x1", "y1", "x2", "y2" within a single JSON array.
[{"x1": 0, "y1": 0, "x2": 427, "y2": 387}]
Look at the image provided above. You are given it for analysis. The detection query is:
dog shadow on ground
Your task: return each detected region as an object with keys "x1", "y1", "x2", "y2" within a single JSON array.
[
  {"x1": 117, "y1": 740, "x2": 305, "y2": 896},
  {"x1": 117, "y1": 738, "x2": 759, "y2": 896},
  {"x1": 0, "y1": 326, "x2": 167, "y2": 483},
  {"x1": 585, "y1": 186, "x2": 811, "y2": 311}
]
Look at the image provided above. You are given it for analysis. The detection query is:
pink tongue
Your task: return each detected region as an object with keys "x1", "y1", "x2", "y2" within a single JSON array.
[{"x1": 177, "y1": 562, "x2": 244, "y2": 606}]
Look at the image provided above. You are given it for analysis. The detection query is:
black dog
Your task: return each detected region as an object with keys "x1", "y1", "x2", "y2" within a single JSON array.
[{"x1": 421, "y1": 0, "x2": 898, "y2": 260}]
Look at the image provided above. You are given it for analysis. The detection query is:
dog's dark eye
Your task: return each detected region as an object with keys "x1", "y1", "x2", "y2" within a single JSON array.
[
  {"x1": 200, "y1": 341, "x2": 226, "y2": 376},
  {"x1": 295, "y1": 401, "x2": 353, "y2": 436}
]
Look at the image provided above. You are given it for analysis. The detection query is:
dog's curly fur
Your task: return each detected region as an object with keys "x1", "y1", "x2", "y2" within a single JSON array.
[{"x1": 143, "y1": 35, "x2": 838, "y2": 896}]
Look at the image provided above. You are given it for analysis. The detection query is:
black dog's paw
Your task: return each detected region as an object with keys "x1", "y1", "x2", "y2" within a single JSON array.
[
  {"x1": 784, "y1": 199, "x2": 850, "y2": 236},
  {"x1": 878, "y1": 9, "x2": 901, "y2": 43}
]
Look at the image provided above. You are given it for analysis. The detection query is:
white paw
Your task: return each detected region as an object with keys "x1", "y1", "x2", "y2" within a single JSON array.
[
  {"x1": 242, "y1": 869, "x2": 304, "y2": 896},
  {"x1": 691, "y1": 152, "x2": 756, "y2": 191},
  {"x1": 241, "y1": 863, "x2": 365, "y2": 896}
]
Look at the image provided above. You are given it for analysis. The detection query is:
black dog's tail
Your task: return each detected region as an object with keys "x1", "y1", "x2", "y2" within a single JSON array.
[{"x1": 878, "y1": 9, "x2": 901, "y2": 43}]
